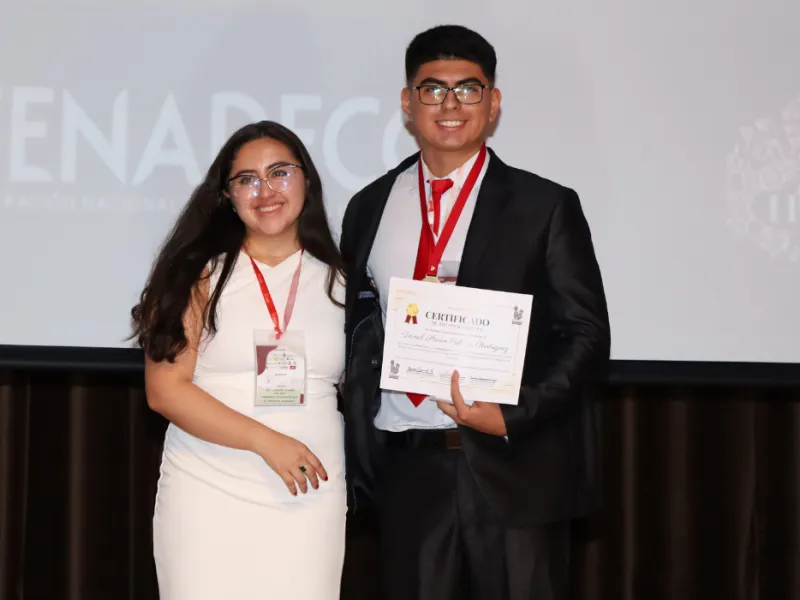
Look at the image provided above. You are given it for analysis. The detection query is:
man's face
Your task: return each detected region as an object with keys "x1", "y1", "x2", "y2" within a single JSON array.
[{"x1": 402, "y1": 59, "x2": 501, "y2": 155}]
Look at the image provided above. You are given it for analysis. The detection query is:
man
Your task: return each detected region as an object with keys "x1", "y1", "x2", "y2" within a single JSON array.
[{"x1": 340, "y1": 24, "x2": 610, "y2": 600}]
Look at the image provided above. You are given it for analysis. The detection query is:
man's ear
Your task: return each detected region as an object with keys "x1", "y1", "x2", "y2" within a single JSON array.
[
  {"x1": 401, "y1": 86, "x2": 412, "y2": 119},
  {"x1": 489, "y1": 87, "x2": 502, "y2": 123}
]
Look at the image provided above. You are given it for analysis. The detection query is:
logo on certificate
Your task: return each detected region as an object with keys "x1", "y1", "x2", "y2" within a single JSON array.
[
  {"x1": 405, "y1": 302, "x2": 420, "y2": 325},
  {"x1": 389, "y1": 359, "x2": 400, "y2": 379},
  {"x1": 512, "y1": 305, "x2": 524, "y2": 325}
]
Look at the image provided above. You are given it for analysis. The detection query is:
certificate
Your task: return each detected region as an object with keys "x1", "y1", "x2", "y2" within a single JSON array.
[{"x1": 380, "y1": 277, "x2": 533, "y2": 405}]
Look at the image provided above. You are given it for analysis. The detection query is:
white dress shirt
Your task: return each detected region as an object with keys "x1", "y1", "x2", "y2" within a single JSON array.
[{"x1": 369, "y1": 150, "x2": 490, "y2": 432}]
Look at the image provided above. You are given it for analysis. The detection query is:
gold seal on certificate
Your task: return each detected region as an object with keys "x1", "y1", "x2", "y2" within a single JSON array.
[
  {"x1": 405, "y1": 303, "x2": 420, "y2": 324},
  {"x1": 379, "y1": 277, "x2": 533, "y2": 405}
]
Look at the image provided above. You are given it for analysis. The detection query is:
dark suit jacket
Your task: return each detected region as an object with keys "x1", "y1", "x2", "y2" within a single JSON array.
[{"x1": 339, "y1": 148, "x2": 610, "y2": 526}]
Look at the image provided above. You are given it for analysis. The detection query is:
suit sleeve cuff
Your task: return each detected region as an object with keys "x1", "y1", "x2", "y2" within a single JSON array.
[{"x1": 500, "y1": 393, "x2": 539, "y2": 445}]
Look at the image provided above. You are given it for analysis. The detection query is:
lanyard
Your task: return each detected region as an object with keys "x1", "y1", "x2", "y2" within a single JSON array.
[
  {"x1": 249, "y1": 250, "x2": 304, "y2": 339},
  {"x1": 414, "y1": 144, "x2": 487, "y2": 279}
]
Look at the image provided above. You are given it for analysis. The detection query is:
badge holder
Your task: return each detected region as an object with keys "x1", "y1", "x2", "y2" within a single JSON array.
[
  {"x1": 436, "y1": 260, "x2": 460, "y2": 284},
  {"x1": 254, "y1": 329, "x2": 307, "y2": 406},
  {"x1": 423, "y1": 261, "x2": 460, "y2": 284}
]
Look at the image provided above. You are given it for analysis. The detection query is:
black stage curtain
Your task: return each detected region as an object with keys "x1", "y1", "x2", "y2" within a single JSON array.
[{"x1": 1, "y1": 369, "x2": 798, "y2": 600}]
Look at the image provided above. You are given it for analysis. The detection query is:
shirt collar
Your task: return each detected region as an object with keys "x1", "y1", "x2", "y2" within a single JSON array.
[{"x1": 420, "y1": 148, "x2": 483, "y2": 191}]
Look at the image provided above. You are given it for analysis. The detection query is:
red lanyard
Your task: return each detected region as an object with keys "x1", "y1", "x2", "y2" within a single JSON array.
[
  {"x1": 249, "y1": 250, "x2": 304, "y2": 339},
  {"x1": 413, "y1": 144, "x2": 487, "y2": 280}
]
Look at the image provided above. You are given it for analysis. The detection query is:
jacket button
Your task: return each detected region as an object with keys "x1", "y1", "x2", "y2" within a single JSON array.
[{"x1": 371, "y1": 358, "x2": 379, "y2": 367}]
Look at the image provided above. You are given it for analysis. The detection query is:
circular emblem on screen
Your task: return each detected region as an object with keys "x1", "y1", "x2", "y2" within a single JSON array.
[{"x1": 725, "y1": 93, "x2": 800, "y2": 262}]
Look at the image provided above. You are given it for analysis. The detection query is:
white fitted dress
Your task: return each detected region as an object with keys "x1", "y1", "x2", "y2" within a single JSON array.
[{"x1": 152, "y1": 250, "x2": 347, "y2": 600}]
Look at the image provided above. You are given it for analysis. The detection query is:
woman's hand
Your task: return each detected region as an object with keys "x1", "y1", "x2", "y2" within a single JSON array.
[{"x1": 255, "y1": 429, "x2": 328, "y2": 496}]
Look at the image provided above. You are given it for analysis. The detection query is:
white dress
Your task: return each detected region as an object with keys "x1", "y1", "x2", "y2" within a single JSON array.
[{"x1": 152, "y1": 250, "x2": 347, "y2": 600}]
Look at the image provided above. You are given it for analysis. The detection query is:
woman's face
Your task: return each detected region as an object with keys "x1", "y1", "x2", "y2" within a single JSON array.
[{"x1": 225, "y1": 138, "x2": 306, "y2": 241}]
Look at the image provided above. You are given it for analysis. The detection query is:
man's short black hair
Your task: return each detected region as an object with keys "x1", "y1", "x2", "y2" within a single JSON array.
[{"x1": 405, "y1": 25, "x2": 497, "y2": 85}]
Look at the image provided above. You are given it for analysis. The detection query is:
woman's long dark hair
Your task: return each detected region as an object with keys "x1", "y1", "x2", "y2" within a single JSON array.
[{"x1": 130, "y1": 120, "x2": 344, "y2": 363}]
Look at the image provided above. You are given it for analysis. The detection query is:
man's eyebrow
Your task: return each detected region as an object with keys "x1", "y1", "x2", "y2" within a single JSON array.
[
  {"x1": 416, "y1": 76, "x2": 486, "y2": 87},
  {"x1": 454, "y1": 77, "x2": 485, "y2": 86},
  {"x1": 417, "y1": 77, "x2": 448, "y2": 86}
]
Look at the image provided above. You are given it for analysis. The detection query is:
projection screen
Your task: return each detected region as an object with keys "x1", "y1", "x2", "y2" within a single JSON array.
[{"x1": 1, "y1": 0, "x2": 798, "y2": 373}]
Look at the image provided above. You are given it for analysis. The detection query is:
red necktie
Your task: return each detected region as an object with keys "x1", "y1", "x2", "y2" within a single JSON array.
[
  {"x1": 407, "y1": 177, "x2": 455, "y2": 407},
  {"x1": 428, "y1": 178, "x2": 454, "y2": 237}
]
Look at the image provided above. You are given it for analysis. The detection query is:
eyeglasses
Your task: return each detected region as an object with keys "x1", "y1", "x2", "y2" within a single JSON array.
[
  {"x1": 412, "y1": 84, "x2": 488, "y2": 105},
  {"x1": 227, "y1": 163, "x2": 303, "y2": 198}
]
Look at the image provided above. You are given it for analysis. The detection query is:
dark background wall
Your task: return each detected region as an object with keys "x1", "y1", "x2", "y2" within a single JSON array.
[{"x1": 1, "y1": 370, "x2": 798, "y2": 600}]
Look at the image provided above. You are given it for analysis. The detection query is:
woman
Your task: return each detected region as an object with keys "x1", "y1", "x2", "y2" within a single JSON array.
[{"x1": 130, "y1": 121, "x2": 347, "y2": 599}]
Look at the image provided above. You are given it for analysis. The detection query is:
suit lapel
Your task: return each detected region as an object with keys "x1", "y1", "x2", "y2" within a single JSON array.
[
  {"x1": 347, "y1": 148, "x2": 512, "y2": 309},
  {"x1": 457, "y1": 149, "x2": 513, "y2": 286},
  {"x1": 353, "y1": 153, "x2": 420, "y2": 276},
  {"x1": 352, "y1": 179, "x2": 395, "y2": 279},
  {"x1": 346, "y1": 153, "x2": 419, "y2": 322}
]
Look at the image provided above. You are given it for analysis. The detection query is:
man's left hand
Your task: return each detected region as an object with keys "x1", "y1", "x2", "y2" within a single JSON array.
[{"x1": 436, "y1": 370, "x2": 507, "y2": 437}]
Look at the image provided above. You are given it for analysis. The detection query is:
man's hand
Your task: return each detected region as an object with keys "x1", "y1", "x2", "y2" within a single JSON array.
[{"x1": 436, "y1": 371, "x2": 507, "y2": 437}]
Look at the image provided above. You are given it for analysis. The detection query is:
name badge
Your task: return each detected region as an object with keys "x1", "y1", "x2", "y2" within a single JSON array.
[
  {"x1": 423, "y1": 261, "x2": 461, "y2": 285},
  {"x1": 437, "y1": 260, "x2": 460, "y2": 284},
  {"x1": 254, "y1": 330, "x2": 306, "y2": 406}
]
